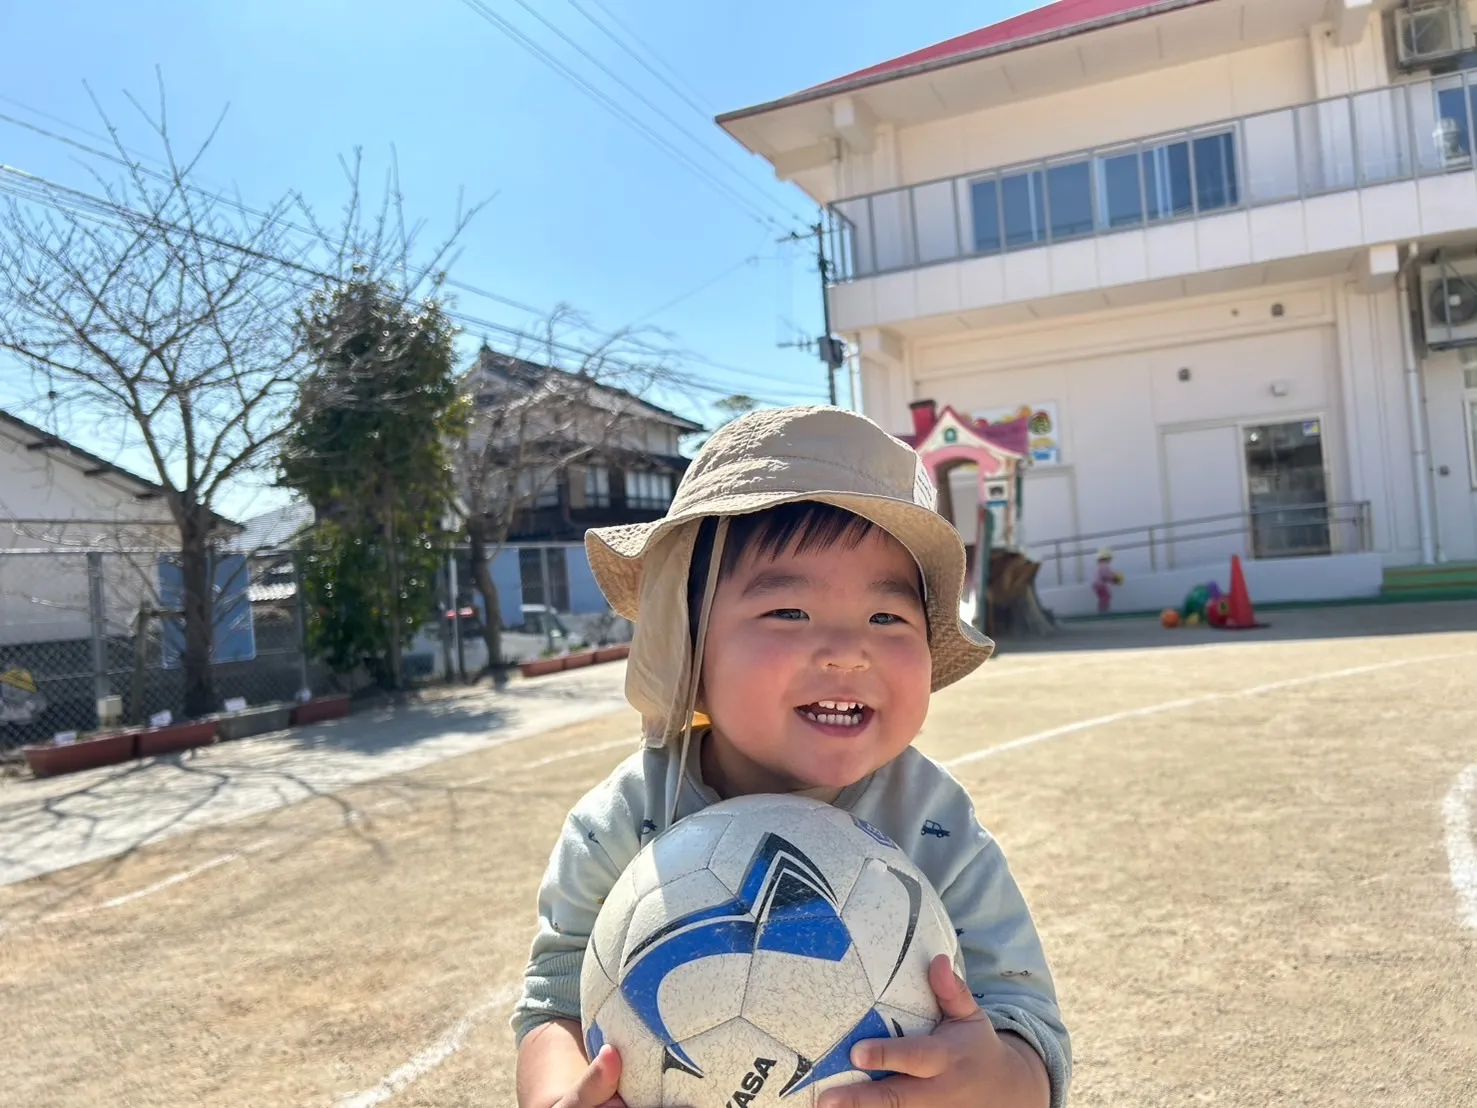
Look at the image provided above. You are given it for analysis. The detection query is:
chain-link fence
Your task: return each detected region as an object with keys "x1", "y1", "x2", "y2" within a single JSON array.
[{"x1": 0, "y1": 547, "x2": 315, "y2": 751}]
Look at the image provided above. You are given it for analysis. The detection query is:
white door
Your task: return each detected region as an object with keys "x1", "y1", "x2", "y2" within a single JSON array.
[{"x1": 1163, "y1": 425, "x2": 1248, "y2": 570}]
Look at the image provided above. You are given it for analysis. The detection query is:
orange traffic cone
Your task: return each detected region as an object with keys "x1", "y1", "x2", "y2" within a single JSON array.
[{"x1": 1226, "y1": 555, "x2": 1259, "y2": 629}]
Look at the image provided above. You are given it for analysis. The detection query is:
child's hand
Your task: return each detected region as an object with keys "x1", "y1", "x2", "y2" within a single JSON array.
[
  {"x1": 552, "y1": 1044, "x2": 627, "y2": 1108},
  {"x1": 817, "y1": 955, "x2": 1050, "y2": 1108}
]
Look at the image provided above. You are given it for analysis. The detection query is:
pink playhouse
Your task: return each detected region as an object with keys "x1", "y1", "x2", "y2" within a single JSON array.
[{"x1": 900, "y1": 400, "x2": 1051, "y2": 634}]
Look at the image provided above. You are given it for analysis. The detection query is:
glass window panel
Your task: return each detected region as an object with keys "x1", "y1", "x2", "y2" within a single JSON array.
[
  {"x1": 1296, "y1": 102, "x2": 1356, "y2": 192},
  {"x1": 584, "y1": 465, "x2": 609, "y2": 507},
  {"x1": 1046, "y1": 161, "x2": 1093, "y2": 239},
  {"x1": 1242, "y1": 109, "x2": 1300, "y2": 202},
  {"x1": 870, "y1": 190, "x2": 912, "y2": 272},
  {"x1": 968, "y1": 178, "x2": 1002, "y2": 255},
  {"x1": 1001, "y1": 170, "x2": 1046, "y2": 249},
  {"x1": 1097, "y1": 151, "x2": 1143, "y2": 228},
  {"x1": 1352, "y1": 86, "x2": 1412, "y2": 184},
  {"x1": 1436, "y1": 84, "x2": 1472, "y2": 163},
  {"x1": 832, "y1": 198, "x2": 872, "y2": 277},
  {"x1": 1192, "y1": 131, "x2": 1239, "y2": 211},
  {"x1": 1409, "y1": 85, "x2": 1450, "y2": 174},
  {"x1": 1144, "y1": 141, "x2": 1193, "y2": 221},
  {"x1": 912, "y1": 179, "x2": 960, "y2": 264}
]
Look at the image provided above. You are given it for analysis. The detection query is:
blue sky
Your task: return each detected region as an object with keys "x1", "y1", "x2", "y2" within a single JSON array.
[{"x1": 0, "y1": 0, "x2": 1029, "y2": 518}]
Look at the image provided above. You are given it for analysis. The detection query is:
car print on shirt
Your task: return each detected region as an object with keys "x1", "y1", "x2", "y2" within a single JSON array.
[
  {"x1": 639, "y1": 818, "x2": 658, "y2": 837},
  {"x1": 921, "y1": 820, "x2": 951, "y2": 838}
]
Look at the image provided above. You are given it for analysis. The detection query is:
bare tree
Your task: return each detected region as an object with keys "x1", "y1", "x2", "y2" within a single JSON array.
[
  {"x1": 454, "y1": 309, "x2": 685, "y2": 672},
  {"x1": 0, "y1": 81, "x2": 475, "y2": 716}
]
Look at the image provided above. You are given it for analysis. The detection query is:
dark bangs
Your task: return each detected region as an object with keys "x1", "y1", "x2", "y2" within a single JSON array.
[{"x1": 687, "y1": 502, "x2": 877, "y2": 642}]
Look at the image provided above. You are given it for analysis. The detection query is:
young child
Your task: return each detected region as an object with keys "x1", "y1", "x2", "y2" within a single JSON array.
[
  {"x1": 513, "y1": 407, "x2": 1070, "y2": 1108},
  {"x1": 1091, "y1": 548, "x2": 1123, "y2": 615}
]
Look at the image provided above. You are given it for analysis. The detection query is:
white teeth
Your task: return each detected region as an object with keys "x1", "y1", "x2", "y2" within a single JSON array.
[
  {"x1": 816, "y1": 700, "x2": 863, "y2": 711},
  {"x1": 802, "y1": 708, "x2": 864, "y2": 726}
]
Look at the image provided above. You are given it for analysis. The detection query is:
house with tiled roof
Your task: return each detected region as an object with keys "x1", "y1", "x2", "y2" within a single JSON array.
[{"x1": 722, "y1": 0, "x2": 1477, "y2": 612}]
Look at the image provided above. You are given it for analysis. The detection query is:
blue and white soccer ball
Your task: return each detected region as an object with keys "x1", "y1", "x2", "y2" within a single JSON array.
[{"x1": 580, "y1": 794, "x2": 961, "y2": 1107}]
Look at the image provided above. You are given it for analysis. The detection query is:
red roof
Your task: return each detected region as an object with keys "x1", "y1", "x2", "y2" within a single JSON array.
[{"x1": 815, "y1": 0, "x2": 1177, "y2": 91}]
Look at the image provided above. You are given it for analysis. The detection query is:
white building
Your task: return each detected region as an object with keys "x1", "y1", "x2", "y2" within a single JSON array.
[
  {"x1": 722, "y1": 0, "x2": 1477, "y2": 614},
  {"x1": 0, "y1": 410, "x2": 179, "y2": 644}
]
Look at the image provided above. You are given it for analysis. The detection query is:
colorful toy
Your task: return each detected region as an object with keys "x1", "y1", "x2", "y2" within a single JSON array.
[
  {"x1": 1205, "y1": 596, "x2": 1231, "y2": 628},
  {"x1": 1186, "y1": 612, "x2": 1201, "y2": 627},
  {"x1": 1160, "y1": 608, "x2": 1181, "y2": 629}
]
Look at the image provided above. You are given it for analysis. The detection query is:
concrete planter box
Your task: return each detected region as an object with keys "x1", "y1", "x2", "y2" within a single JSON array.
[
  {"x1": 23, "y1": 732, "x2": 137, "y2": 778},
  {"x1": 137, "y1": 719, "x2": 218, "y2": 757},
  {"x1": 593, "y1": 644, "x2": 630, "y2": 663},
  {"x1": 214, "y1": 702, "x2": 294, "y2": 741},
  {"x1": 519, "y1": 657, "x2": 566, "y2": 678},
  {"x1": 290, "y1": 694, "x2": 351, "y2": 726},
  {"x1": 562, "y1": 650, "x2": 596, "y2": 670}
]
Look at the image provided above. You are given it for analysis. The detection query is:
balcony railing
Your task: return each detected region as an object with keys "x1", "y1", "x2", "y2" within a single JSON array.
[{"x1": 828, "y1": 71, "x2": 1477, "y2": 282}]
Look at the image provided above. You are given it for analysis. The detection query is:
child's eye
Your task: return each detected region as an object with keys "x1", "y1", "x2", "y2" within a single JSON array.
[
  {"x1": 870, "y1": 612, "x2": 906, "y2": 626},
  {"x1": 765, "y1": 608, "x2": 807, "y2": 621}
]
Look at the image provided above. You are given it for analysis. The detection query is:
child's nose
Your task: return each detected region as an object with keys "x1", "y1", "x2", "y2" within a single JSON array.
[{"x1": 817, "y1": 634, "x2": 869, "y2": 672}]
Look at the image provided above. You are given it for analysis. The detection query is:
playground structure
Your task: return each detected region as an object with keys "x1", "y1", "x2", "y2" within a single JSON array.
[{"x1": 903, "y1": 400, "x2": 1055, "y2": 637}]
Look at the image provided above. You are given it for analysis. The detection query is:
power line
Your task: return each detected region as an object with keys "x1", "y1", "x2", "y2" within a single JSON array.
[
  {"x1": 455, "y1": 0, "x2": 787, "y2": 232},
  {"x1": 574, "y1": 0, "x2": 718, "y2": 118},
  {"x1": 0, "y1": 94, "x2": 817, "y2": 400},
  {"x1": 630, "y1": 253, "x2": 762, "y2": 324},
  {"x1": 0, "y1": 162, "x2": 821, "y2": 408},
  {"x1": 500, "y1": 0, "x2": 803, "y2": 225}
]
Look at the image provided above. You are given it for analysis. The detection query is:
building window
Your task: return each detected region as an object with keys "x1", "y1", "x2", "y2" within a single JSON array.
[
  {"x1": 626, "y1": 470, "x2": 674, "y2": 510},
  {"x1": 1045, "y1": 160, "x2": 1094, "y2": 240},
  {"x1": 968, "y1": 178, "x2": 1001, "y2": 254},
  {"x1": 585, "y1": 465, "x2": 610, "y2": 508},
  {"x1": 1001, "y1": 170, "x2": 1047, "y2": 249},
  {"x1": 519, "y1": 547, "x2": 570, "y2": 612},
  {"x1": 1096, "y1": 149, "x2": 1144, "y2": 228},
  {"x1": 971, "y1": 130, "x2": 1239, "y2": 250},
  {"x1": 1434, "y1": 81, "x2": 1477, "y2": 165},
  {"x1": 516, "y1": 466, "x2": 560, "y2": 509}
]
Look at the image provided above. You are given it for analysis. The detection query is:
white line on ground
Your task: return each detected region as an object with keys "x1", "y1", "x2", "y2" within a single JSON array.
[
  {"x1": 943, "y1": 654, "x2": 1468, "y2": 769},
  {"x1": 334, "y1": 984, "x2": 520, "y2": 1108},
  {"x1": 0, "y1": 837, "x2": 278, "y2": 936},
  {"x1": 80, "y1": 852, "x2": 240, "y2": 913},
  {"x1": 1442, "y1": 764, "x2": 1477, "y2": 930}
]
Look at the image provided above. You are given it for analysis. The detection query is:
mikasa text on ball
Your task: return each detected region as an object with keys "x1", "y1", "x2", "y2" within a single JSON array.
[{"x1": 579, "y1": 794, "x2": 961, "y2": 1107}]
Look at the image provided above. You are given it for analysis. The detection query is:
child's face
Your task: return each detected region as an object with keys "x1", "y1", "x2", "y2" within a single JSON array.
[{"x1": 697, "y1": 526, "x2": 932, "y2": 796}]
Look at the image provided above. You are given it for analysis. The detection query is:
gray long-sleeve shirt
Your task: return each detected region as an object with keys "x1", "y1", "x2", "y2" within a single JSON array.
[{"x1": 513, "y1": 738, "x2": 1072, "y2": 1107}]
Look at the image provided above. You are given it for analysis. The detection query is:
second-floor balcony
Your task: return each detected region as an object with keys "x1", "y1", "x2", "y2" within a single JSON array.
[{"x1": 827, "y1": 70, "x2": 1477, "y2": 324}]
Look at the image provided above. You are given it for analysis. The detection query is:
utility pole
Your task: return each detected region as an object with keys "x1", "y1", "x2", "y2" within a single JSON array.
[{"x1": 781, "y1": 221, "x2": 846, "y2": 406}]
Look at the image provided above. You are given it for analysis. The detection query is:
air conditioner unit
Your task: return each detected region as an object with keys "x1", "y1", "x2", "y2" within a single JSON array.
[
  {"x1": 1395, "y1": 0, "x2": 1473, "y2": 70},
  {"x1": 1421, "y1": 258, "x2": 1477, "y2": 347}
]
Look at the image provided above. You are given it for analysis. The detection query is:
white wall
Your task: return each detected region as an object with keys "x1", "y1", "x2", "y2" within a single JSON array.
[
  {"x1": 0, "y1": 431, "x2": 170, "y2": 544},
  {"x1": 0, "y1": 429, "x2": 174, "y2": 643},
  {"x1": 879, "y1": 277, "x2": 1426, "y2": 572}
]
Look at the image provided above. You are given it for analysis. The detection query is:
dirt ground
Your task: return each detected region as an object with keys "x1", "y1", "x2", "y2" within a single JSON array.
[{"x1": 2, "y1": 604, "x2": 1476, "y2": 1107}]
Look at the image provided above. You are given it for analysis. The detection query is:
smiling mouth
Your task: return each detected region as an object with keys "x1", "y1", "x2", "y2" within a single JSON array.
[{"x1": 796, "y1": 700, "x2": 871, "y2": 728}]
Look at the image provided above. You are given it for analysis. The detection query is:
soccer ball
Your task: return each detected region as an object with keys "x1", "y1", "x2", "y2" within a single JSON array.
[{"x1": 580, "y1": 794, "x2": 961, "y2": 1107}]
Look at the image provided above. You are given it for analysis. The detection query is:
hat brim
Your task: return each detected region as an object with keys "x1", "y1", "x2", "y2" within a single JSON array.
[{"x1": 586, "y1": 490, "x2": 995, "y2": 693}]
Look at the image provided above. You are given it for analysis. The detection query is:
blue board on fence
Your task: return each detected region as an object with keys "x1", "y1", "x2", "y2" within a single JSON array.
[{"x1": 157, "y1": 554, "x2": 257, "y2": 667}]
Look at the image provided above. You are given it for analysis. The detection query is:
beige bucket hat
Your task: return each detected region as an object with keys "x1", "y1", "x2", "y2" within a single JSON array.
[{"x1": 586, "y1": 406, "x2": 994, "y2": 747}]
